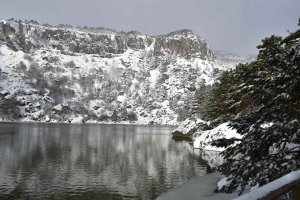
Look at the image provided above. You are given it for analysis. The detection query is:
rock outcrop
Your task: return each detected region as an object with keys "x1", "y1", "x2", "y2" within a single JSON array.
[
  {"x1": 154, "y1": 29, "x2": 214, "y2": 60},
  {"x1": 0, "y1": 21, "x2": 214, "y2": 60}
]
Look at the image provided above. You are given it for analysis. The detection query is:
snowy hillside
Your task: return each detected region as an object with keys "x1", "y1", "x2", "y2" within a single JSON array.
[{"x1": 0, "y1": 19, "x2": 248, "y2": 124}]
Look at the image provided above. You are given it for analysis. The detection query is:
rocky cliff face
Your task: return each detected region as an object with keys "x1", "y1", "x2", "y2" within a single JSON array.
[
  {"x1": 154, "y1": 29, "x2": 214, "y2": 60},
  {"x1": 0, "y1": 19, "x2": 246, "y2": 124},
  {"x1": 1, "y1": 21, "x2": 214, "y2": 59}
]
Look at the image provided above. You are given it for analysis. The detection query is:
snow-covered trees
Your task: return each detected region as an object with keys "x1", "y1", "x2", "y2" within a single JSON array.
[
  {"x1": 203, "y1": 70, "x2": 238, "y2": 123},
  {"x1": 189, "y1": 82, "x2": 211, "y2": 118},
  {"x1": 206, "y1": 20, "x2": 300, "y2": 193}
]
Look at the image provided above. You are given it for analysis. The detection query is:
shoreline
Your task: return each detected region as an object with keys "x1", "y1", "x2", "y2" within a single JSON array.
[
  {"x1": 156, "y1": 172, "x2": 241, "y2": 200},
  {"x1": 0, "y1": 120, "x2": 178, "y2": 127}
]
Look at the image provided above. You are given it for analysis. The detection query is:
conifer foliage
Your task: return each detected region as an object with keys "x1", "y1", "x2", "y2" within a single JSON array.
[{"x1": 209, "y1": 21, "x2": 300, "y2": 193}]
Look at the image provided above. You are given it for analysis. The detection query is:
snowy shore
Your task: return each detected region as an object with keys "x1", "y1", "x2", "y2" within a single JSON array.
[{"x1": 156, "y1": 172, "x2": 240, "y2": 200}]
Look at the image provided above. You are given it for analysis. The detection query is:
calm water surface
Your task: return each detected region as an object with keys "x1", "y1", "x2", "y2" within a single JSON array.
[{"x1": 0, "y1": 123, "x2": 210, "y2": 200}]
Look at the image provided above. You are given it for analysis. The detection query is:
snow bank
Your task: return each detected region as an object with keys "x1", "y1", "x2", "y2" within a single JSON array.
[{"x1": 193, "y1": 123, "x2": 242, "y2": 151}]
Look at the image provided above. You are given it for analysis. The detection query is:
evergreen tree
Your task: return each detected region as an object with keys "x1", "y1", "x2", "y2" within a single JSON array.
[
  {"x1": 111, "y1": 110, "x2": 119, "y2": 122},
  {"x1": 189, "y1": 82, "x2": 210, "y2": 118},
  {"x1": 217, "y1": 22, "x2": 300, "y2": 194},
  {"x1": 203, "y1": 70, "x2": 239, "y2": 123},
  {"x1": 127, "y1": 112, "x2": 138, "y2": 122}
]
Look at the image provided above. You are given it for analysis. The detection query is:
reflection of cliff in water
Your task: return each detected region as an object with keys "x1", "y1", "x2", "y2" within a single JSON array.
[{"x1": 0, "y1": 123, "x2": 209, "y2": 200}]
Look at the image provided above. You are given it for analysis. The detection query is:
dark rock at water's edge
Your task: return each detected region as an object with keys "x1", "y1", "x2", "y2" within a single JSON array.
[{"x1": 172, "y1": 132, "x2": 194, "y2": 141}]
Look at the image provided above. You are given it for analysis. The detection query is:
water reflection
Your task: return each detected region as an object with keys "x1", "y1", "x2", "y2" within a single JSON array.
[{"x1": 0, "y1": 123, "x2": 209, "y2": 200}]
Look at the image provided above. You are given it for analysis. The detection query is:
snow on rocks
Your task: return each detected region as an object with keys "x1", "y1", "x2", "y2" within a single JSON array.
[
  {"x1": 52, "y1": 104, "x2": 63, "y2": 112},
  {"x1": 71, "y1": 116, "x2": 84, "y2": 123},
  {"x1": 0, "y1": 90, "x2": 9, "y2": 96},
  {"x1": 172, "y1": 118, "x2": 208, "y2": 140},
  {"x1": 4, "y1": 94, "x2": 13, "y2": 99},
  {"x1": 193, "y1": 122, "x2": 242, "y2": 151},
  {"x1": 43, "y1": 95, "x2": 55, "y2": 103},
  {"x1": 44, "y1": 115, "x2": 50, "y2": 122}
]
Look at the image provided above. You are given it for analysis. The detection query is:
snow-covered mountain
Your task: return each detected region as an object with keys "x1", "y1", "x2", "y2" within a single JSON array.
[{"x1": 0, "y1": 19, "x2": 250, "y2": 124}]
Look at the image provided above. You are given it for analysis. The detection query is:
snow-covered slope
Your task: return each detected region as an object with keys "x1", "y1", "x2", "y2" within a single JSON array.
[{"x1": 0, "y1": 19, "x2": 247, "y2": 124}]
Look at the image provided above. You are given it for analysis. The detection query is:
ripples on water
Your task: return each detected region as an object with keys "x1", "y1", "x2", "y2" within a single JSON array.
[{"x1": 0, "y1": 123, "x2": 210, "y2": 200}]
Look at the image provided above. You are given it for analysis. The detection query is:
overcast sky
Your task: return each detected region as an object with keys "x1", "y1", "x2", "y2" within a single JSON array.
[{"x1": 0, "y1": 0, "x2": 299, "y2": 54}]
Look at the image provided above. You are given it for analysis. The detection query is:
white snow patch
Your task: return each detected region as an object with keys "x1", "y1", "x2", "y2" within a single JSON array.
[
  {"x1": 53, "y1": 104, "x2": 63, "y2": 111},
  {"x1": 71, "y1": 116, "x2": 84, "y2": 123},
  {"x1": 117, "y1": 95, "x2": 126, "y2": 103},
  {"x1": 217, "y1": 177, "x2": 231, "y2": 190},
  {"x1": 149, "y1": 69, "x2": 160, "y2": 88},
  {"x1": 193, "y1": 123, "x2": 242, "y2": 151}
]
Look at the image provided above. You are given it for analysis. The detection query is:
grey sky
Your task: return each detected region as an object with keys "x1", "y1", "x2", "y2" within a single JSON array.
[{"x1": 0, "y1": 0, "x2": 299, "y2": 54}]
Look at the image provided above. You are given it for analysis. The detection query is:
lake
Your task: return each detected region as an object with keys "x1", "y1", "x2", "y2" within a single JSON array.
[{"x1": 0, "y1": 123, "x2": 211, "y2": 200}]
